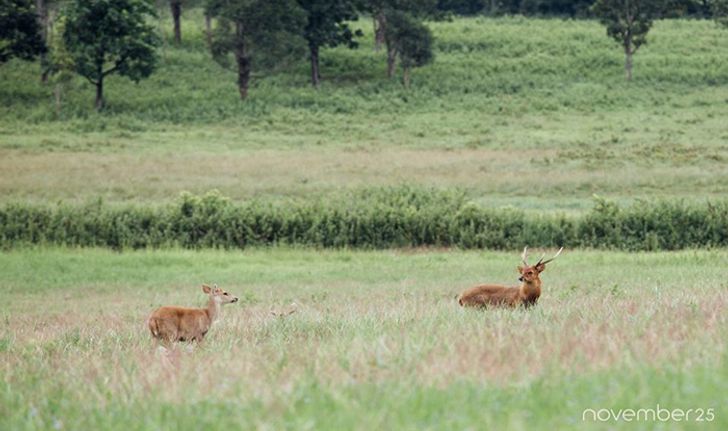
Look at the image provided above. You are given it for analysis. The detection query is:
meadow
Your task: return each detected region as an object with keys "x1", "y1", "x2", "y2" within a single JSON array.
[
  {"x1": 2, "y1": 10, "x2": 728, "y2": 430},
  {"x1": 1, "y1": 248, "x2": 726, "y2": 430},
  {"x1": 1, "y1": 15, "x2": 727, "y2": 209}
]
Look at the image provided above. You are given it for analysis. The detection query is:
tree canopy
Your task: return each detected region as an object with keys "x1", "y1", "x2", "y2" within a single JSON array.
[
  {"x1": 207, "y1": 0, "x2": 306, "y2": 98},
  {"x1": 63, "y1": 0, "x2": 160, "y2": 109},
  {"x1": 592, "y1": 0, "x2": 664, "y2": 80},
  {"x1": 713, "y1": 0, "x2": 728, "y2": 26},
  {"x1": 298, "y1": 0, "x2": 362, "y2": 87},
  {"x1": 0, "y1": 0, "x2": 46, "y2": 65},
  {"x1": 385, "y1": 11, "x2": 433, "y2": 87}
]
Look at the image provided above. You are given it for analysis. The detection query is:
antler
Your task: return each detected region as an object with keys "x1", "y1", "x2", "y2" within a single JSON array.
[
  {"x1": 521, "y1": 246, "x2": 529, "y2": 266},
  {"x1": 270, "y1": 303, "x2": 298, "y2": 318},
  {"x1": 536, "y1": 247, "x2": 563, "y2": 266}
]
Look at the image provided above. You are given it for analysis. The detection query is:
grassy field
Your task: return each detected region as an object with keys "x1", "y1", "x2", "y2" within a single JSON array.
[
  {"x1": 1, "y1": 248, "x2": 726, "y2": 429},
  {"x1": 2, "y1": 10, "x2": 727, "y2": 430},
  {"x1": 1, "y1": 15, "x2": 727, "y2": 209}
]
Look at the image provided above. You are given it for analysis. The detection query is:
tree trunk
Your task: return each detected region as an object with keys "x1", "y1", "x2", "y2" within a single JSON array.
[
  {"x1": 204, "y1": 14, "x2": 212, "y2": 47},
  {"x1": 380, "y1": 11, "x2": 396, "y2": 78},
  {"x1": 624, "y1": 42, "x2": 633, "y2": 81},
  {"x1": 403, "y1": 67, "x2": 411, "y2": 88},
  {"x1": 310, "y1": 44, "x2": 320, "y2": 88},
  {"x1": 236, "y1": 53, "x2": 250, "y2": 99},
  {"x1": 95, "y1": 78, "x2": 104, "y2": 110},
  {"x1": 234, "y1": 23, "x2": 250, "y2": 99},
  {"x1": 374, "y1": 12, "x2": 386, "y2": 52},
  {"x1": 170, "y1": 0, "x2": 182, "y2": 45},
  {"x1": 386, "y1": 45, "x2": 396, "y2": 78},
  {"x1": 35, "y1": 0, "x2": 49, "y2": 83},
  {"x1": 54, "y1": 84, "x2": 62, "y2": 116}
]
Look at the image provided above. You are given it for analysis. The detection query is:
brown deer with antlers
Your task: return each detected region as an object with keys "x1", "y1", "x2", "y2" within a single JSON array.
[{"x1": 458, "y1": 247, "x2": 563, "y2": 308}]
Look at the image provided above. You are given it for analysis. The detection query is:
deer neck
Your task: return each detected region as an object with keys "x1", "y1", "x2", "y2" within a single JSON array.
[
  {"x1": 206, "y1": 297, "x2": 221, "y2": 323},
  {"x1": 519, "y1": 280, "x2": 541, "y2": 302}
]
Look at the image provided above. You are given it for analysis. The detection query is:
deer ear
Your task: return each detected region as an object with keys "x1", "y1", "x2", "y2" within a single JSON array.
[
  {"x1": 202, "y1": 284, "x2": 212, "y2": 294},
  {"x1": 535, "y1": 263, "x2": 546, "y2": 273},
  {"x1": 517, "y1": 266, "x2": 524, "y2": 273}
]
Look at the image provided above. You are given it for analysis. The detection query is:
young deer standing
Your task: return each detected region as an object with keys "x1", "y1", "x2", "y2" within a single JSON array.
[
  {"x1": 458, "y1": 247, "x2": 563, "y2": 308},
  {"x1": 147, "y1": 284, "x2": 238, "y2": 344}
]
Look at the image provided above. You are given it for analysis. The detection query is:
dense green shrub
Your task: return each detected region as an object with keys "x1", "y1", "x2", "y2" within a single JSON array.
[
  {"x1": 1, "y1": 189, "x2": 726, "y2": 250},
  {"x1": 436, "y1": 0, "x2": 707, "y2": 18}
]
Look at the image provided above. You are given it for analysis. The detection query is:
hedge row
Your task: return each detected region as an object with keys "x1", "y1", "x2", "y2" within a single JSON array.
[{"x1": 1, "y1": 189, "x2": 727, "y2": 250}]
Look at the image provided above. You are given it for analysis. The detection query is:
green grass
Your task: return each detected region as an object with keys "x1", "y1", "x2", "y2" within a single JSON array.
[
  {"x1": 2, "y1": 10, "x2": 727, "y2": 429},
  {"x1": 1, "y1": 14, "x2": 727, "y2": 208},
  {"x1": 1, "y1": 248, "x2": 726, "y2": 429}
]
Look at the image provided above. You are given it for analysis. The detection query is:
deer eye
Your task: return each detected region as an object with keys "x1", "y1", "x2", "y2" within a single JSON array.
[{"x1": 224, "y1": 292, "x2": 229, "y2": 296}]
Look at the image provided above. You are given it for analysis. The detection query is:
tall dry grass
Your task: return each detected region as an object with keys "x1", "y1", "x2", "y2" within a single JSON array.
[{"x1": 1, "y1": 248, "x2": 726, "y2": 429}]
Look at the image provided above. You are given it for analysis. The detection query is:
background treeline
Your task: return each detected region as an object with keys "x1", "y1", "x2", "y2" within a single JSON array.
[
  {"x1": 437, "y1": 0, "x2": 595, "y2": 16},
  {"x1": 2, "y1": 189, "x2": 726, "y2": 250},
  {"x1": 3, "y1": 0, "x2": 728, "y2": 110},
  {"x1": 436, "y1": 0, "x2": 714, "y2": 17}
]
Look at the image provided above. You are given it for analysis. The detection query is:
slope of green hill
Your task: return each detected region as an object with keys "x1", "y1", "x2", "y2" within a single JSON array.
[{"x1": 1, "y1": 13, "x2": 726, "y2": 208}]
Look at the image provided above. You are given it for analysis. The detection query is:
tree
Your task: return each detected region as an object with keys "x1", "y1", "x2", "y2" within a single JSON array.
[
  {"x1": 435, "y1": 0, "x2": 486, "y2": 15},
  {"x1": 46, "y1": 16, "x2": 74, "y2": 115},
  {"x1": 0, "y1": 0, "x2": 46, "y2": 65},
  {"x1": 364, "y1": 0, "x2": 387, "y2": 51},
  {"x1": 713, "y1": 0, "x2": 728, "y2": 27},
  {"x1": 170, "y1": 0, "x2": 182, "y2": 44},
  {"x1": 206, "y1": 0, "x2": 306, "y2": 99},
  {"x1": 591, "y1": 0, "x2": 664, "y2": 81},
  {"x1": 33, "y1": 0, "x2": 69, "y2": 82},
  {"x1": 204, "y1": 11, "x2": 212, "y2": 46},
  {"x1": 63, "y1": 0, "x2": 159, "y2": 110},
  {"x1": 385, "y1": 11, "x2": 433, "y2": 87},
  {"x1": 362, "y1": 0, "x2": 436, "y2": 77},
  {"x1": 35, "y1": 0, "x2": 49, "y2": 80},
  {"x1": 297, "y1": 0, "x2": 362, "y2": 88}
]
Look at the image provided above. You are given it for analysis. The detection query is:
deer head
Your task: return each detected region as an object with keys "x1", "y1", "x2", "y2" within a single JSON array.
[
  {"x1": 518, "y1": 246, "x2": 563, "y2": 283},
  {"x1": 202, "y1": 283, "x2": 239, "y2": 304}
]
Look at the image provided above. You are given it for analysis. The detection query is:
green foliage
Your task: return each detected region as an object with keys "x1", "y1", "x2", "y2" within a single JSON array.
[
  {"x1": 592, "y1": 0, "x2": 666, "y2": 79},
  {"x1": 386, "y1": 0, "x2": 439, "y2": 16},
  {"x1": 377, "y1": 3, "x2": 436, "y2": 82},
  {"x1": 1, "y1": 189, "x2": 727, "y2": 250},
  {"x1": 207, "y1": 0, "x2": 306, "y2": 97},
  {"x1": 62, "y1": 0, "x2": 160, "y2": 108},
  {"x1": 579, "y1": 198, "x2": 728, "y2": 250},
  {"x1": 0, "y1": 0, "x2": 46, "y2": 64},
  {"x1": 592, "y1": 0, "x2": 663, "y2": 51},
  {"x1": 386, "y1": 10, "x2": 434, "y2": 84},
  {"x1": 1, "y1": 16, "x2": 726, "y2": 123},
  {"x1": 442, "y1": 0, "x2": 599, "y2": 17},
  {"x1": 46, "y1": 16, "x2": 75, "y2": 112},
  {"x1": 47, "y1": 18, "x2": 73, "y2": 77},
  {"x1": 713, "y1": 0, "x2": 728, "y2": 26},
  {"x1": 298, "y1": 0, "x2": 363, "y2": 86},
  {"x1": 481, "y1": 0, "x2": 596, "y2": 16},
  {"x1": 298, "y1": 0, "x2": 361, "y2": 50},
  {"x1": 436, "y1": 0, "x2": 487, "y2": 15}
]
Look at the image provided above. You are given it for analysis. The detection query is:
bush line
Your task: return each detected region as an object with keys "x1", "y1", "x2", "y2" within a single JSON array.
[{"x1": 1, "y1": 189, "x2": 726, "y2": 250}]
